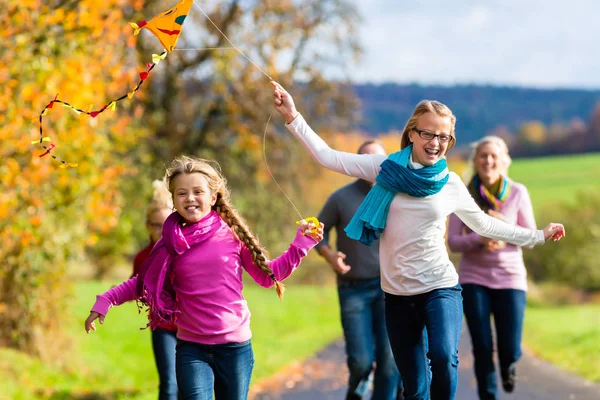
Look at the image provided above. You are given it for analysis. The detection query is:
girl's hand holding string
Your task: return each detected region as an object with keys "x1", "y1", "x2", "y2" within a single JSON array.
[
  {"x1": 271, "y1": 81, "x2": 299, "y2": 124},
  {"x1": 84, "y1": 311, "x2": 105, "y2": 333},
  {"x1": 299, "y1": 220, "x2": 325, "y2": 242}
]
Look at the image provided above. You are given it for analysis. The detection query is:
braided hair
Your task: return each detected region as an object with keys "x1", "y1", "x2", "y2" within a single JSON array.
[{"x1": 165, "y1": 155, "x2": 285, "y2": 300}]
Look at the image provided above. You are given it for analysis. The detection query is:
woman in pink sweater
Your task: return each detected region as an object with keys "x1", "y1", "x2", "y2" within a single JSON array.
[
  {"x1": 447, "y1": 136, "x2": 533, "y2": 400},
  {"x1": 84, "y1": 155, "x2": 323, "y2": 400}
]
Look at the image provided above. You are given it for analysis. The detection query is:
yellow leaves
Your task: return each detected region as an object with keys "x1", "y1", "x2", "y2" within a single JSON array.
[
  {"x1": 519, "y1": 121, "x2": 547, "y2": 145},
  {"x1": 1, "y1": 0, "x2": 145, "y2": 264},
  {"x1": 21, "y1": 84, "x2": 36, "y2": 102},
  {"x1": 48, "y1": 8, "x2": 65, "y2": 25},
  {"x1": 14, "y1": 0, "x2": 39, "y2": 9},
  {"x1": 1, "y1": 158, "x2": 21, "y2": 187},
  {"x1": 86, "y1": 234, "x2": 99, "y2": 246},
  {"x1": 0, "y1": 194, "x2": 14, "y2": 220}
]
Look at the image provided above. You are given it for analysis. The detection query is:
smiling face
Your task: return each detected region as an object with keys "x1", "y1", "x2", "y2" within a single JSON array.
[
  {"x1": 172, "y1": 172, "x2": 217, "y2": 223},
  {"x1": 474, "y1": 142, "x2": 508, "y2": 185},
  {"x1": 407, "y1": 112, "x2": 453, "y2": 166}
]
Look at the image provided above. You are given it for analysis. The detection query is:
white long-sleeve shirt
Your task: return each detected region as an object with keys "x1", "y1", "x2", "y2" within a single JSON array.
[{"x1": 286, "y1": 114, "x2": 545, "y2": 295}]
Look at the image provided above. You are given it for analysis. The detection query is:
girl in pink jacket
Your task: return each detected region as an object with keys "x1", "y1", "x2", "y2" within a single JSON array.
[{"x1": 85, "y1": 155, "x2": 323, "y2": 400}]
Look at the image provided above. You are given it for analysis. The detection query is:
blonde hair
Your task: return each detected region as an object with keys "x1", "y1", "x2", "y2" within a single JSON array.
[
  {"x1": 400, "y1": 100, "x2": 457, "y2": 151},
  {"x1": 165, "y1": 155, "x2": 285, "y2": 300},
  {"x1": 146, "y1": 180, "x2": 173, "y2": 221},
  {"x1": 469, "y1": 136, "x2": 512, "y2": 178}
]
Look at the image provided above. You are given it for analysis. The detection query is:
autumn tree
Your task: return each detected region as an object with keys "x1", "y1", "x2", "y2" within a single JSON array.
[
  {"x1": 0, "y1": 0, "x2": 149, "y2": 354},
  {"x1": 133, "y1": 0, "x2": 363, "y2": 251}
]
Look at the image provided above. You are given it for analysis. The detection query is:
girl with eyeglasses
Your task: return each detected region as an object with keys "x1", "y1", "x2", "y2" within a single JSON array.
[{"x1": 271, "y1": 81, "x2": 565, "y2": 400}]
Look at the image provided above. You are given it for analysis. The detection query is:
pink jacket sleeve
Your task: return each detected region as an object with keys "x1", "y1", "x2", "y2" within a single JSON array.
[
  {"x1": 91, "y1": 276, "x2": 139, "y2": 316},
  {"x1": 447, "y1": 213, "x2": 483, "y2": 252},
  {"x1": 241, "y1": 228, "x2": 318, "y2": 288}
]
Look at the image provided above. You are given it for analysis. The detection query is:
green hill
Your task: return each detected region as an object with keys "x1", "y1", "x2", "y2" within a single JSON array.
[{"x1": 352, "y1": 83, "x2": 600, "y2": 145}]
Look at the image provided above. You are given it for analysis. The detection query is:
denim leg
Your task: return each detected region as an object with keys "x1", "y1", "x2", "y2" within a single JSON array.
[
  {"x1": 491, "y1": 289, "x2": 526, "y2": 376},
  {"x1": 212, "y1": 340, "x2": 254, "y2": 400},
  {"x1": 338, "y1": 281, "x2": 376, "y2": 399},
  {"x1": 176, "y1": 340, "x2": 214, "y2": 400},
  {"x1": 152, "y1": 329, "x2": 179, "y2": 400},
  {"x1": 384, "y1": 292, "x2": 429, "y2": 400},
  {"x1": 462, "y1": 284, "x2": 496, "y2": 400},
  {"x1": 372, "y1": 287, "x2": 402, "y2": 400},
  {"x1": 423, "y1": 284, "x2": 462, "y2": 400}
]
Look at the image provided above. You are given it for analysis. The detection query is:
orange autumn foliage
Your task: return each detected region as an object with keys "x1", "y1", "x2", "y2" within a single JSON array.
[{"x1": 0, "y1": 0, "x2": 148, "y2": 354}]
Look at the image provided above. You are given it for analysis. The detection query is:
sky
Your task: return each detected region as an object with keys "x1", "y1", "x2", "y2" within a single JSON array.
[{"x1": 342, "y1": 0, "x2": 599, "y2": 89}]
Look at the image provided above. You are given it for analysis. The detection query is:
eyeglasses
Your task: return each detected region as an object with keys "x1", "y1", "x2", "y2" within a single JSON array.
[{"x1": 414, "y1": 128, "x2": 454, "y2": 143}]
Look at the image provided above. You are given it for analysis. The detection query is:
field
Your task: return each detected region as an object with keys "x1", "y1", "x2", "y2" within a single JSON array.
[
  {"x1": 501, "y1": 152, "x2": 600, "y2": 208},
  {"x1": 1, "y1": 153, "x2": 599, "y2": 399},
  {"x1": 0, "y1": 281, "x2": 341, "y2": 400},
  {"x1": 524, "y1": 303, "x2": 600, "y2": 382}
]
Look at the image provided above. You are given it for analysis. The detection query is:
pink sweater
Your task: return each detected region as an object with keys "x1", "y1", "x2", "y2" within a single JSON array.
[
  {"x1": 92, "y1": 222, "x2": 317, "y2": 344},
  {"x1": 447, "y1": 182, "x2": 536, "y2": 291}
]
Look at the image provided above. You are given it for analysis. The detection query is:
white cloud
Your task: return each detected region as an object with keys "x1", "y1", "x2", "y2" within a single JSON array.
[{"x1": 333, "y1": 0, "x2": 600, "y2": 88}]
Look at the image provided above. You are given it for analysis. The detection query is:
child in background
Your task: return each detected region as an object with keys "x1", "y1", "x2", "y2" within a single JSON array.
[
  {"x1": 85, "y1": 155, "x2": 323, "y2": 400},
  {"x1": 133, "y1": 180, "x2": 178, "y2": 400}
]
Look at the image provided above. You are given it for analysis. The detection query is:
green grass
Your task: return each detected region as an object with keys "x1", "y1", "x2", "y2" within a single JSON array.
[
  {"x1": 0, "y1": 280, "x2": 341, "y2": 400},
  {"x1": 523, "y1": 303, "x2": 600, "y2": 382},
  {"x1": 509, "y1": 153, "x2": 600, "y2": 208}
]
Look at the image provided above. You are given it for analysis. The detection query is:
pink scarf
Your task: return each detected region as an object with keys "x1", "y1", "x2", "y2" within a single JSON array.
[{"x1": 136, "y1": 210, "x2": 224, "y2": 328}]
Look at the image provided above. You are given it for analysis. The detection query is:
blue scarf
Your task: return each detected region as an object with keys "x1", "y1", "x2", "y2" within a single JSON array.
[{"x1": 344, "y1": 144, "x2": 450, "y2": 245}]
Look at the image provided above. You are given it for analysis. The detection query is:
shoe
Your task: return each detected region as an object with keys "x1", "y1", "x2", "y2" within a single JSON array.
[{"x1": 502, "y1": 366, "x2": 516, "y2": 393}]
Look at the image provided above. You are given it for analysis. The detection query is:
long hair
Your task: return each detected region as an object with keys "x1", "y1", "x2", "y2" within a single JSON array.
[
  {"x1": 146, "y1": 179, "x2": 173, "y2": 220},
  {"x1": 165, "y1": 155, "x2": 285, "y2": 300},
  {"x1": 399, "y1": 100, "x2": 457, "y2": 152}
]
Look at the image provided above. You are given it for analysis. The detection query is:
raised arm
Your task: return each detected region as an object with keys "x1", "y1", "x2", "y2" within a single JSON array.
[
  {"x1": 453, "y1": 179, "x2": 565, "y2": 246},
  {"x1": 271, "y1": 81, "x2": 385, "y2": 182}
]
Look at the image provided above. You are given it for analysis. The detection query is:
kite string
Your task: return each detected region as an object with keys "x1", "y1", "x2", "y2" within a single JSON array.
[
  {"x1": 262, "y1": 114, "x2": 304, "y2": 221},
  {"x1": 192, "y1": 2, "x2": 305, "y2": 221},
  {"x1": 192, "y1": 1, "x2": 273, "y2": 81},
  {"x1": 173, "y1": 47, "x2": 236, "y2": 51}
]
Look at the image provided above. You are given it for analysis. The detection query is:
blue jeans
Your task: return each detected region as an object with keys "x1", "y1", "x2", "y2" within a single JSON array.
[
  {"x1": 152, "y1": 328, "x2": 179, "y2": 400},
  {"x1": 176, "y1": 339, "x2": 254, "y2": 400},
  {"x1": 384, "y1": 284, "x2": 463, "y2": 400},
  {"x1": 462, "y1": 284, "x2": 526, "y2": 400},
  {"x1": 338, "y1": 278, "x2": 402, "y2": 400}
]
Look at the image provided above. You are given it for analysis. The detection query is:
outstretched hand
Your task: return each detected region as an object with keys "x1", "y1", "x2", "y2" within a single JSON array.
[
  {"x1": 543, "y1": 223, "x2": 566, "y2": 242},
  {"x1": 84, "y1": 311, "x2": 105, "y2": 333},
  {"x1": 300, "y1": 221, "x2": 324, "y2": 242},
  {"x1": 271, "y1": 81, "x2": 299, "y2": 123}
]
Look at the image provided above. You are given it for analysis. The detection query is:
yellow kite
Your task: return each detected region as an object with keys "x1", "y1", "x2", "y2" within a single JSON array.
[
  {"x1": 35, "y1": 0, "x2": 194, "y2": 167},
  {"x1": 131, "y1": 0, "x2": 193, "y2": 52}
]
